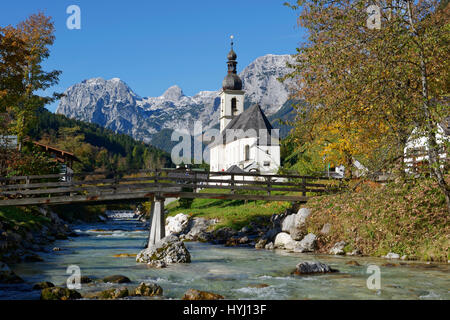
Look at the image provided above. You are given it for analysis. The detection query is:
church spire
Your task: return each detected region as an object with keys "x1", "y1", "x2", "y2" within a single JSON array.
[
  {"x1": 222, "y1": 35, "x2": 242, "y2": 90},
  {"x1": 227, "y1": 35, "x2": 237, "y2": 74}
]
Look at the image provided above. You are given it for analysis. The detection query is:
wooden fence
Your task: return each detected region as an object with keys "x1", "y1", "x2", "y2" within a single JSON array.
[{"x1": 0, "y1": 168, "x2": 343, "y2": 206}]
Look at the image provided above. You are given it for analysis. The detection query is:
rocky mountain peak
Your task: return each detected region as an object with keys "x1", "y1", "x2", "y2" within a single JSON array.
[
  {"x1": 56, "y1": 53, "x2": 295, "y2": 146},
  {"x1": 161, "y1": 85, "x2": 184, "y2": 101}
]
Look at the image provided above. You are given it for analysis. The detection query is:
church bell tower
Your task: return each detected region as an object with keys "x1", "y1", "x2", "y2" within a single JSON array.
[{"x1": 219, "y1": 35, "x2": 244, "y2": 132}]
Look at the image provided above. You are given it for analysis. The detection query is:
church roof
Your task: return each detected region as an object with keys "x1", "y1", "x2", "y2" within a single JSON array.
[
  {"x1": 212, "y1": 104, "x2": 278, "y2": 146},
  {"x1": 226, "y1": 165, "x2": 246, "y2": 173},
  {"x1": 222, "y1": 73, "x2": 242, "y2": 91},
  {"x1": 222, "y1": 37, "x2": 242, "y2": 91}
]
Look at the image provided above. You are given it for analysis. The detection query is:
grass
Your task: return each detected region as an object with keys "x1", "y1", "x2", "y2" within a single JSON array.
[
  {"x1": 168, "y1": 178, "x2": 448, "y2": 262},
  {"x1": 305, "y1": 176, "x2": 450, "y2": 262},
  {"x1": 166, "y1": 189, "x2": 291, "y2": 230},
  {"x1": 0, "y1": 206, "x2": 51, "y2": 232}
]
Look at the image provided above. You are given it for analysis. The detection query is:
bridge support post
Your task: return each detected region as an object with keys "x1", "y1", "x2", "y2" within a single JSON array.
[{"x1": 147, "y1": 196, "x2": 166, "y2": 248}]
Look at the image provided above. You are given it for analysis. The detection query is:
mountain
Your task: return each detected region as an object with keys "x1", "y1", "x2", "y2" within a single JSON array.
[{"x1": 56, "y1": 54, "x2": 296, "y2": 149}]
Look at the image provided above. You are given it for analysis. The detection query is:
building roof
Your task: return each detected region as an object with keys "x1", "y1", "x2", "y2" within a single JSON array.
[
  {"x1": 212, "y1": 104, "x2": 278, "y2": 146},
  {"x1": 227, "y1": 48, "x2": 237, "y2": 61},
  {"x1": 222, "y1": 73, "x2": 242, "y2": 91},
  {"x1": 226, "y1": 165, "x2": 246, "y2": 174},
  {"x1": 222, "y1": 39, "x2": 242, "y2": 91}
]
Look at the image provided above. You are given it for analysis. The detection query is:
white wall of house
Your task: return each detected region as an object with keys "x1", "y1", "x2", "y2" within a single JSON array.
[{"x1": 404, "y1": 125, "x2": 449, "y2": 173}]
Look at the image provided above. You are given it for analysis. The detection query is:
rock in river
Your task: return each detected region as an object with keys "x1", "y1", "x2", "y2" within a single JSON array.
[
  {"x1": 147, "y1": 260, "x2": 167, "y2": 268},
  {"x1": 182, "y1": 289, "x2": 224, "y2": 300},
  {"x1": 40, "y1": 287, "x2": 82, "y2": 300},
  {"x1": 33, "y1": 281, "x2": 55, "y2": 290},
  {"x1": 165, "y1": 213, "x2": 190, "y2": 235},
  {"x1": 293, "y1": 261, "x2": 338, "y2": 275},
  {"x1": 91, "y1": 287, "x2": 129, "y2": 300},
  {"x1": 135, "y1": 282, "x2": 163, "y2": 296},
  {"x1": 80, "y1": 276, "x2": 94, "y2": 284},
  {"x1": 182, "y1": 217, "x2": 216, "y2": 241},
  {"x1": 136, "y1": 235, "x2": 191, "y2": 264},
  {"x1": 102, "y1": 275, "x2": 131, "y2": 284}
]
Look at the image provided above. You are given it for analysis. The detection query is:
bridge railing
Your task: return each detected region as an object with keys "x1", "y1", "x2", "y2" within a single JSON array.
[{"x1": 0, "y1": 168, "x2": 345, "y2": 206}]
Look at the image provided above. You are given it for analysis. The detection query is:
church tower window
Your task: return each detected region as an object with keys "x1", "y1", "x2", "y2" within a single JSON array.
[
  {"x1": 231, "y1": 97, "x2": 237, "y2": 115},
  {"x1": 244, "y1": 145, "x2": 250, "y2": 161}
]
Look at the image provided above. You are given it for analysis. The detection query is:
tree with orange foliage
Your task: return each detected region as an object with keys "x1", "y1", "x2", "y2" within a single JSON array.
[
  {"x1": 0, "y1": 13, "x2": 61, "y2": 150},
  {"x1": 284, "y1": 0, "x2": 449, "y2": 212}
]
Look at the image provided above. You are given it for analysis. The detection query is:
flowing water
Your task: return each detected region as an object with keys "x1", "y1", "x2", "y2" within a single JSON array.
[{"x1": 1, "y1": 211, "x2": 449, "y2": 300}]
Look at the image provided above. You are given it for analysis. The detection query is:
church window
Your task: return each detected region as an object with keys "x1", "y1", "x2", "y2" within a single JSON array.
[
  {"x1": 231, "y1": 97, "x2": 237, "y2": 115},
  {"x1": 244, "y1": 145, "x2": 250, "y2": 161}
]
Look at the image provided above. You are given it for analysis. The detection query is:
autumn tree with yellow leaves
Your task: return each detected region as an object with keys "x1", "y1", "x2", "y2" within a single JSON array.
[
  {"x1": 284, "y1": 0, "x2": 450, "y2": 212},
  {"x1": 0, "y1": 13, "x2": 61, "y2": 150}
]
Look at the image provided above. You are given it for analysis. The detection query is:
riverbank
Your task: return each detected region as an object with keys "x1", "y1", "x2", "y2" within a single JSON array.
[
  {"x1": 0, "y1": 204, "x2": 108, "y2": 280},
  {"x1": 166, "y1": 176, "x2": 449, "y2": 262},
  {"x1": 306, "y1": 177, "x2": 449, "y2": 262},
  {"x1": 2, "y1": 212, "x2": 449, "y2": 300}
]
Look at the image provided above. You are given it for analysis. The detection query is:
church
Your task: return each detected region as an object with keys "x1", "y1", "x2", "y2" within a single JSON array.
[{"x1": 209, "y1": 38, "x2": 281, "y2": 175}]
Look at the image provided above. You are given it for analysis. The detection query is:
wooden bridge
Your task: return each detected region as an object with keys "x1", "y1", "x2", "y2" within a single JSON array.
[{"x1": 0, "y1": 168, "x2": 341, "y2": 247}]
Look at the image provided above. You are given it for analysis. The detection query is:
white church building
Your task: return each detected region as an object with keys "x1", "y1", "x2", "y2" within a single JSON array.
[{"x1": 209, "y1": 39, "x2": 280, "y2": 175}]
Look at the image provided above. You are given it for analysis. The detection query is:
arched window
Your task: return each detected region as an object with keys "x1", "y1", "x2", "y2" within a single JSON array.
[
  {"x1": 231, "y1": 97, "x2": 237, "y2": 115},
  {"x1": 244, "y1": 145, "x2": 250, "y2": 161}
]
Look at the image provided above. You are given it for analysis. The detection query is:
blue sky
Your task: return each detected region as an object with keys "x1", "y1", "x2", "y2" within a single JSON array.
[{"x1": 1, "y1": 0, "x2": 306, "y2": 112}]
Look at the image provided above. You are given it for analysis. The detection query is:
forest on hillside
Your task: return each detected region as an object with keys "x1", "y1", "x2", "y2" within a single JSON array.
[{"x1": 28, "y1": 108, "x2": 172, "y2": 173}]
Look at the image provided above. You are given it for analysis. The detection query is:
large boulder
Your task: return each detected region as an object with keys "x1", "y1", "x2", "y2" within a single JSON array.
[
  {"x1": 296, "y1": 208, "x2": 311, "y2": 225},
  {"x1": 280, "y1": 208, "x2": 311, "y2": 240},
  {"x1": 281, "y1": 214, "x2": 296, "y2": 233},
  {"x1": 182, "y1": 217, "x2": 216, "y2": 242},
  {"x1": 165, "y1": 213, "x2": 190, "y2": 235},
  {"x1": 293, "y1": 261, "x2": 339, "y2": 275},
  {"x1": 293, "y1": 233, "x2": 317, "y2": 253},
  {"x1": 274, "y1": 232, "x2": 297, "y2": 250},
  {"x1": 135, "y1": 282, "x2": 163, "y2": 296},
  {"x1": 40, "y1": 287, "x2": 82, "y2": 300},
  {"x1": 182, "y1": 289, "x2": 224, "y2": 300},
  {"x1": 136, "y1": 235, "x2": 191, "y2": 264}
]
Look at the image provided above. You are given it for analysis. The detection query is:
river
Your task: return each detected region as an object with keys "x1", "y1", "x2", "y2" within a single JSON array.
[{"x1": 1, "y1": 211, "x2": 448, "y2": 300}]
